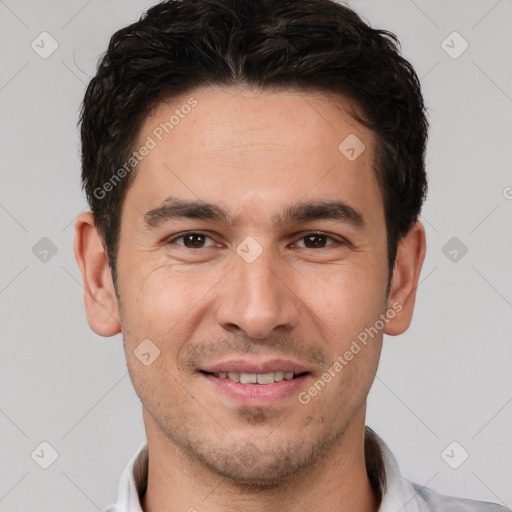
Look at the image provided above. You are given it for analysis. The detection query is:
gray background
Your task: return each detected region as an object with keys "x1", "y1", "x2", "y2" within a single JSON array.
[{"x1": 0, "y1": 0, "x2": 511, "y2": 510}]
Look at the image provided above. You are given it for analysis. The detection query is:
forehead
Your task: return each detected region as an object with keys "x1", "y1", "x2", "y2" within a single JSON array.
[{"x1": 123, "y1": 86, "x2": 383, "y2": 228}]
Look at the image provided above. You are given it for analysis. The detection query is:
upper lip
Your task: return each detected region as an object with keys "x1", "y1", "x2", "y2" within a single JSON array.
[{"x1": 200, "y1": 358, "x2": 310, "y2": 374}]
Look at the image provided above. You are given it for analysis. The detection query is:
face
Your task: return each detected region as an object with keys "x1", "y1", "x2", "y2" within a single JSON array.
[{"x1": 114, "y1": 86, "x2": 392, "y2": 486}]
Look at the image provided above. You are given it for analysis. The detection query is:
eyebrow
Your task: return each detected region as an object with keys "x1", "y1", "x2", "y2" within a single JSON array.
[{"x1": 143, "y1": 196, "x2": 366, "y2": 229}]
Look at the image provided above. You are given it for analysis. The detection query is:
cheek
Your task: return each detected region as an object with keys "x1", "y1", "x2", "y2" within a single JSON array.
[
  {"x1": 298, "y1": 336, "x2": 381, "y2": 434},
  {"x1": 119, "y1": 262, "x2": 224, "y2": 350},
  {"x1": 120, "y1": 267, "x2": 202, "y2": 401},
  {"x1": 298, "y1": 260, "x2": 387, "y2": 343}
]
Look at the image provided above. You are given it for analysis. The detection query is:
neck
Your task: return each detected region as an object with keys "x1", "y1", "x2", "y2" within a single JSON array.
[{"x1": 140, "y1": 409, "x2": 380, "y2": 512}]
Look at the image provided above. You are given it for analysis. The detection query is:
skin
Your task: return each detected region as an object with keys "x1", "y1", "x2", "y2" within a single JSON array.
[{"x1": 74, "y1": 85, "x2": 426, "y2": 512}]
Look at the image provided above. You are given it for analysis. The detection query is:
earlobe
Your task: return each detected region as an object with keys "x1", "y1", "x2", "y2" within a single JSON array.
[
  {"x1": 73, "y1": 212, "x2": 121, "y2": 337},
  {"x1": 384, "y1": 221, "x2": 426, "y2": 336}
]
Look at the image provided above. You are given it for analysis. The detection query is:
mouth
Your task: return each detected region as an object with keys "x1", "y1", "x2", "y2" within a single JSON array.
[
  {"x1": 200, "y1": 370, "x2": 309, "y2": 386},
  {"x1": 200, "y1": 370, "x2": 310, "y2": 384},
  {"x1": 198, "y1": 363, "x2": 312, "y2": 406}
]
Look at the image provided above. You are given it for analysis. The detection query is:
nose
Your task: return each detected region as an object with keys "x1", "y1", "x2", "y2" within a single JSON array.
[{"x1": 214, "y1": 245, "x2": 301, "y2": 340}]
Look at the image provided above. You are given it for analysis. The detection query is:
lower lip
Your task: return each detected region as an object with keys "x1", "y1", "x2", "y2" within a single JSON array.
[{"x1": 200, "y1": 372, "x2": 311, "y2": 406}]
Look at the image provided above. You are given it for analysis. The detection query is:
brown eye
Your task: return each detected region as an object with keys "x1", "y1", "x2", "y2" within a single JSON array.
[
  {"x1": 304, "y1": 234, "x2": 326, "y2": 248},
  {"x1": 296, "y1": 233, "x2": 337, "y2": 248},
  {"x1": 183, "y1": 233, "x2": 206, "y2": 248},
  {"x1": 170, "y1": 232, "x2": 216, "y2": 248}
]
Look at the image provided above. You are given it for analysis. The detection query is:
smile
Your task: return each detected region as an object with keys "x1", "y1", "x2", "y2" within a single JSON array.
[{"x1": 202, "y1": 370, "x2": 308, "y2": 385}]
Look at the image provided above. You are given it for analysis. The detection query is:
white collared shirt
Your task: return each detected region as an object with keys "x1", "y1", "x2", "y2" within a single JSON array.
[{"x1": 104, "y1": 427, "x2": 510, "y2": 512}]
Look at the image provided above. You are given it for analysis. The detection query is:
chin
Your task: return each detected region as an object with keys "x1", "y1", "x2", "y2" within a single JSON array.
[{"x1": 187, "y1": 435, "x2": 331, "y2": 490}]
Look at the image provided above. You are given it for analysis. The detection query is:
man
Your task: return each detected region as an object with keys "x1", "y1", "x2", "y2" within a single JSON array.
[{"x1": 73, "y1": 0, "x2": 509, "y2": 511}]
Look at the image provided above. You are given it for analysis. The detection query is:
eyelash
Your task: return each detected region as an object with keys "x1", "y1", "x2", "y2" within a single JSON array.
[{"x1": 166, "y1": 231, "x2": 344, "y2": 249}]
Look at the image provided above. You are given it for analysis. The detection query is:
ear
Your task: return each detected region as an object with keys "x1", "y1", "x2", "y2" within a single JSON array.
[
  {"x1": 73, "y1": 212, "x2": 121, "y2": 337},
  {"x1": 384, "y1": 221, "x2": 426, "y2": 336}
]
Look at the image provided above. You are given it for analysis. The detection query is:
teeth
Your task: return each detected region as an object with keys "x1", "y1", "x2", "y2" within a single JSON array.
[
  {"x1": 240, "y1": 372, "x2": 257, "y2": 384},
  {"x1": 227, "y1": 372, "x2": 239, "y2": 382},
  {"x1": 214, "y1": 371, "x2": 299, "y2": 384},
  {"x1": 257, "y1": 372, "x2": 274, "y2": 384}
]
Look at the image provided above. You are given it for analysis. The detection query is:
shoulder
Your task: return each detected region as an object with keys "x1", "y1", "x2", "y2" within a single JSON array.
[{"x1": 410, "y1": 480, "x2": 511, "y2": 512}]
